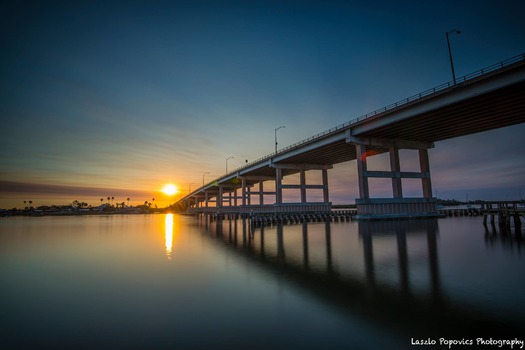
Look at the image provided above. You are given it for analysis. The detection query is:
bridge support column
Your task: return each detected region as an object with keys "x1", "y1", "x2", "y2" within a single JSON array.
[
  {"x1": 238, "y1": 176, "x2": 275, "y2": 211},
  {"x1": 300, "y1": 169, "x2": 307, "y2": 203},
  {"x1": 350, "y1": 136, "x2": 437, "y2": 219},
  {"x1": 323, "y1": 169, "x2": 329, "y2": 203},
  {"x1": 419, "y1": 149, "x2": 433, "y2": 198},
  {"x1": 241, "y1": 178, "x2": 246, "y2": 206},
  {"x1": 270, "y1": 163, "x2": 333, "y2": 212},
  {"x1": 218, "y1": 186, "x2": 223, "y2": 209},
  {"x1": 276, "y1": 167, "x2": 283, "y2": 204},
  {"x1": 259, "y1": 180, "x2": 264, "y2": 205},
  {"x1": 356, "y1": 144, "x2": 370, "y2": 199},
  {"x1": 390, "y1": 147, "x2": 403, "y2": 198}
]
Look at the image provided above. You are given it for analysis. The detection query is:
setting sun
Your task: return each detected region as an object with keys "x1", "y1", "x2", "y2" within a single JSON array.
[{"x1": 162, "y1": 184, "x2": 178, "y2": 196}]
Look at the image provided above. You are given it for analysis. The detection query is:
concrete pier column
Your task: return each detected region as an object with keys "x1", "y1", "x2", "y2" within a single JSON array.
[
  {"x1": 322, "y1": 168, "x2": 329, "y2": 203},
  {"x1": 276, "y1": 167, "x2": 283, "y2": 204},
  {"x1": 247, "y1": 186, "x2": 251, "y2": 205},
  {"x1": 259, "y1": 180, "x2": 264, "y2": 205},
  {"x1": 218, "y1": 186, "x2": 223, "y2": 208},
  {"x1": 390, "y1": 147, "x2": 403, "y2": 198},
  {"x1": 300, "y1": 169, "x2": 306, "y2": 203},
  {"x1": 356, "y1": 144, "x2": 370, "y2": 199},
  {"x1": 233, "y1": 188, "x2": 237, "y2": 206},
  {"x1": 241, "y1": 177, "x2": 246, "y2": 207},
  {"x1": 205, "y1": 191, "x2": 209, "y2": 208},
  {"x1": 419, "y1": 149, "x2": 432, "y2": 198}
]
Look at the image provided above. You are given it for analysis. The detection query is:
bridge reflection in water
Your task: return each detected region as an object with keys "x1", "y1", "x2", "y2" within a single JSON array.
[{"x1": 199, "y1": 217, "x2": 523, "y2": 339}]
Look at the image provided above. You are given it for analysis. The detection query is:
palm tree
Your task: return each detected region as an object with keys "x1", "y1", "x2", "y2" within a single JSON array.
[
  {"x1": 23, "y1": 200, "x2": 27, "y2": 209},
  {"x1": 100, "y1": 198, "x2": 103, "y2": 205},
  {"x1": 111, "y1": 196, "x2": 114, "y2": 205},
  {"x1": 28, "y1": 200, "x2": 33, "y2": 209},
  {"x1": 127, "y1": 197, "x2": 130, "y2": 206},
  {"x1": 107, "y1": 196, "x2": 110, "y2": 204}
]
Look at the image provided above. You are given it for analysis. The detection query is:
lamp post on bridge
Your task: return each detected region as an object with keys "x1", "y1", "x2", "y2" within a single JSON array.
[
  {"x1": 446, "y1": 29, "x2": 461, "y2": 85},
  {"x1": 275, "y1": 125, "x2": 285, "y2": 154},
  {"x1": 202, "y1": 172, "x2": 209, "y2": 187},
  {"x1": 226, "y1": 156, "x2": 234, "y2": 173}
]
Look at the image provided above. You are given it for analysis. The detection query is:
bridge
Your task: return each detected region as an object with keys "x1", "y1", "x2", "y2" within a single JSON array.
[{"x1": 177, "y1": 54, "x2": 525, "y2": 219}]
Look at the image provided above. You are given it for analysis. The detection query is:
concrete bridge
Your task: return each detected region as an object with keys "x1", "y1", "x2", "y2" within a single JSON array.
[{"x1": 177, "y1": 54, "x2": 525, "y2": 219}]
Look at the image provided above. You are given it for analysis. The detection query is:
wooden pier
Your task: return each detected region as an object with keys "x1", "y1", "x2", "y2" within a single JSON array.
[
  {"x1": 437, "y1": 207, "x2": 481, "y2": 217},
  {"x1": 201, "y1": 201, "x2": 524, "y2": 230},
  {"x1": 209, "y1": 209, "x2": 356, "y2": 226},
  {"x1": 480, "y1": 201, "x2": 524, "y2": 231}
]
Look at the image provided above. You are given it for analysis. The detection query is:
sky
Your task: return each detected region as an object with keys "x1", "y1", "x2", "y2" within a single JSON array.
[{"x1": 1, "y1": 0, "x2": 524, "y2": 208}]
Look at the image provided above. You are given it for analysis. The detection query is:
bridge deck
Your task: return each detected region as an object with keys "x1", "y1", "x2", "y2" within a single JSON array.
[{"x1": 179, "y1": 54, "x2": 525, "y2": 219}]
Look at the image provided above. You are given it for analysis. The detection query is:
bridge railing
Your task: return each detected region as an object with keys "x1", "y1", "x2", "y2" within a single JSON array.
[{"x1": 189, "y1": 53, "x2": 525, "y2": 199}]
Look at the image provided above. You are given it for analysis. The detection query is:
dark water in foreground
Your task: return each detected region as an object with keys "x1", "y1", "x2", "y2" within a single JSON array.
[{"x1": 1, "y1": 214, "x2": 524, "y2": 349}]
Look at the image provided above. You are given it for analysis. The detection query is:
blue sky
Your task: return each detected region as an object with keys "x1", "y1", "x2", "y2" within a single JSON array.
[{"x1": 1, "y1": 0, "x2": 524, "y2": 208}]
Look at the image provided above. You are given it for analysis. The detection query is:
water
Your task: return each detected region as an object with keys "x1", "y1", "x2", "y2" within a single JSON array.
[{"x1": 1, "y1": 214, "x2": 524, "y2": 349}]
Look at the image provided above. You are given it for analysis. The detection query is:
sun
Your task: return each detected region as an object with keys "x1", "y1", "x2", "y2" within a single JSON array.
[{"x1": 162, "y1": 184, "x2": 178, "y2": 196}]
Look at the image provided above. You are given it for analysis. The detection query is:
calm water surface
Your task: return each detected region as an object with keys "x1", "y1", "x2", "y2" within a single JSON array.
[{"x1": 1, "y1": 214, "x2": 524, "y2": 349}]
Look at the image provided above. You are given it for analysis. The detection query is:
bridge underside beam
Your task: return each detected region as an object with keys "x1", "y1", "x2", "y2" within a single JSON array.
[
  {"x1": 238, "y1": 175, "x2": 276, "y2": 181},
  {"x1": 271, "y1": 163, "x2": 333, "y2": 170},
  {"x1": 281, "y1": 184, "x2": 325, "y2": 189},
  {"x1": 364, "y1": 171, "x2": 430, "y2": 179},
  {"x1": 346, "y1": 133, "x2": 434, "y2": 150}
]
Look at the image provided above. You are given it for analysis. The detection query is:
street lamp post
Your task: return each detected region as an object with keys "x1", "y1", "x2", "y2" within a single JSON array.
[
  {"x1": 275, "y1": 125, "x2": 285, "y2": 154},
  {"x1": 446, "y1": 29, "x2": 461, "y2": 85},
  {"x1": 202, "y1": 172, "x2": 209, "y2": 187},
  {"x1": 226, "y1": 156, "x2": 234, "y2": 173}
]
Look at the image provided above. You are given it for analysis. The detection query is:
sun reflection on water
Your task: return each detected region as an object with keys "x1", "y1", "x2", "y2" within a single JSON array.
[{"x1": 165, "y1": 213, "x2": 173, "y2": 260}]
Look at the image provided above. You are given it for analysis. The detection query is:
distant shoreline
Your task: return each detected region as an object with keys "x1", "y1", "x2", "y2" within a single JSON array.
[{"x1": 0, "y1": 208, "x2": 182, "y2": 217}]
